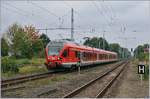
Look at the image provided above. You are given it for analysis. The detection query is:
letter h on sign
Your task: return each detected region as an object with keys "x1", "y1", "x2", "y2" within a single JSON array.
[{"x1": 138, "y1": 65, "x2": 145, "y2": 74}]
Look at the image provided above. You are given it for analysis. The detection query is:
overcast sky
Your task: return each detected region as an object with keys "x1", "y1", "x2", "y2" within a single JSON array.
[{"x1": 1, "y1": 0, "x2": 150, "y2": 50}]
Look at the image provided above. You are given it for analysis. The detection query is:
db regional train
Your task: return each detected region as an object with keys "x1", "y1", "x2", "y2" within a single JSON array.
[{"x1": 45, "y1": 40, "x2": 118, "y2": 70}]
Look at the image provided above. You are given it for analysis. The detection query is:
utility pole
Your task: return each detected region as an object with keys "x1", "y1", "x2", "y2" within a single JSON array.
[
  {"x1": 103, "y1": 30, "x2": 105, "y2": 50},
  {"x1": 71, "y1": 8, "x2": 74, "y2": 41},
  {"x1": 46, "y1": 28, "x2": 48, "y2": 36}
]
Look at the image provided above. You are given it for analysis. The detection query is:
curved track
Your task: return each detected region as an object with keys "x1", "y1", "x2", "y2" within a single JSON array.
[{"x1": 63, "y1": 60, "x2": 129, "y2": 98}]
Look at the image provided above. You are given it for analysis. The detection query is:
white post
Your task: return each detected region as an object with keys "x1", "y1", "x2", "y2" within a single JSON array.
[
  {"x1": 78, "y1": 64, "x2": 80, "y2": 75},
  {"x1": 140, "y1": 74, "x2": 143, "y2": 86},
  {"x1": 139, "y1": 61, "x2": 144, "y2": 86},
  {"x1": 78, "y1": 51, "x2": 82, "y2": 75}
]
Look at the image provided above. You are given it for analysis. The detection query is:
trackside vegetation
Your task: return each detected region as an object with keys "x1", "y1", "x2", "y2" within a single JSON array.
[
  {"x1": 1, "y1": 23, "x2": 148, "y2": 79},
  {"x1": 83, "y1": 37, "x2": 131, "y2": 59},
  {"x1": 134, "y1": 44, "x2": 149, "y2": 80},
  {"x1": 1, "y1": 23, "x2": 50, "y2": 77}
]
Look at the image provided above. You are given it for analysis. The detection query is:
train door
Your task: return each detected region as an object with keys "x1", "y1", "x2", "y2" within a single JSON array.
[
  {"x1": 62, "y1": 48, "x2": 76, "y2": 62},
  {"x1": 67, "y1": 48, "x2": 77, "y2": 62},
  {"x1": 75, "y1": 51, "x2": 80, "y2": 60},
  {"x1": 62, "y1": 48, "x2": 69, "y2": 63}
]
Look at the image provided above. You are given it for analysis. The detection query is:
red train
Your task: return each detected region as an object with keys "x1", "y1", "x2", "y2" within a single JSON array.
[{"x1": 45, "y1": 40, "x2": 118, "y2": 70}]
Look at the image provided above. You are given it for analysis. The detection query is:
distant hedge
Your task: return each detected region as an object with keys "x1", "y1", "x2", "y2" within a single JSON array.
[{"x1": 1, "y1": 57, "x2": 19, "y2": 73}]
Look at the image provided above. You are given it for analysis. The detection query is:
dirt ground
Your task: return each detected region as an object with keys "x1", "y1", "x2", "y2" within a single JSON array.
[{"x1": 104, "y1": 61, "x2": 149, "y2": 98}]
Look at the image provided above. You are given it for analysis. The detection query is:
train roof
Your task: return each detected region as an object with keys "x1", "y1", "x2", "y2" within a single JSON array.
[
  {"x1": 48, "y1": 40, "x2": 117, "y2": 55},
  {"x1": 65, "y1": 41, "x2": 117, "y2": 55}
]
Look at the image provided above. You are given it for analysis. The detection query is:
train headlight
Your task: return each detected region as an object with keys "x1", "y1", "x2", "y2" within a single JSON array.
[{"x1": 58, "y1": 57, "x2": 60, "y2": 60}]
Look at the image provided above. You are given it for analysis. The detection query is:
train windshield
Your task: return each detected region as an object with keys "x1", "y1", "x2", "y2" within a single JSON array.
[
  {"x1": 47, "y1": 41, "x2": 64, "y2": 56},
  {"x1": 48, "y1": 46, "x2": 63, "y2": 56}
]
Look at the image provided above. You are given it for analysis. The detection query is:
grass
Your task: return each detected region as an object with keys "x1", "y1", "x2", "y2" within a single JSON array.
[
  {"x1": 1, "y1": 58, "x2": 47, "y2": 79},
  {"x1": 25, "y1": 75, "x2": 69, "y2": 88},
  {"x1": 143, "y1": 65, "x2": 149, "y2": 80},
  {"x1": 2, "y1": 65, "x2": 48, "y2": 79},
  {"x1": 19, "y1": 65, "x2": 48, "y2": 74},
  {"x1": 2, "y1": 71, "x2": 17, "y2": 78},
  {"x1": 14, "y1": 58, "x2": 45, "y2": 66},
  {"x1": 14, "y1": 59, "x2": 31, "y2": 65},
  {"x1": 30, "y1": 58, "x2": 45, "y2": 65}
]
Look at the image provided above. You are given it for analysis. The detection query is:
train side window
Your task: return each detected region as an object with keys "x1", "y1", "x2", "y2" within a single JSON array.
[
  {"x1": 99, "y1": 54, "x2": 102, "y2": 60},
  {"x1": 62, "y1": 49, "x2": 68, "y2": 57},
  {"x1": 102, "y1": 54, "x2": 104, "y2": 59},
  {"x1": 83, "y1": 52, "x2": 86, "y2": 57},
  {"x1": 76, "y1": 51, "x2": 80, "y2": 59},
  {"x1": 75, "y1": 51, "x2": 78, "y2": 57}
]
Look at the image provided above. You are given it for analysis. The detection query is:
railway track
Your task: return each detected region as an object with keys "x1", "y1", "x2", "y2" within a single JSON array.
[
  {"x1": 1, "y1": 61, "x2": 124, "y2": 93},
  {"x1": 1, "y1": 61, "x2": 119, "y2": 89},
  {"x1": 63, "y1": 60, "x2": 129, "y2": 98},
  {"x1": 1, "y1": 71, "x2": 56, "y2": 88}
]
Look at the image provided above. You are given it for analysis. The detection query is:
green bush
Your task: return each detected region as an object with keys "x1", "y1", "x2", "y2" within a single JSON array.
[
  {"x1": 21, "y1": 59, "x2": 31, "y2": 64},
  {"x1": 15, "y1": 59, "x2": 31, "y2": 65},
  {"x1": 1, "y1": 57, "x2": 19, "y2": 73},
  {"x1": 144, "y1": 65, "x2": 149, "y2": 80}
]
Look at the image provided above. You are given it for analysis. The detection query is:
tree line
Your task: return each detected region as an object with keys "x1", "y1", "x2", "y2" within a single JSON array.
[
  {"x1": 83, "y1": 37, "x2": 131, "y2": 59},
  {"x1": 134, "y1": 44, "x2": 149, "y2": 62},
  {"x1": 1, "y1": 23, "x2": 50, "y2": 59},
  {"x1": 3, "y1": 23, "x2": 143, "y2": 59}
]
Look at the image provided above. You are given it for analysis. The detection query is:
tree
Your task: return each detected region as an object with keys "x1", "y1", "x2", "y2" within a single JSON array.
[
  {"x1": 5, "y1": 24, "x2": 32, "y2": 58},
  {"x1": 109, "y1": 43, "x2": 120, "y2": 52},
  {"x1": 134, "y1": 44, "x2": 149, "y2": 62},
  {"x1": 32, "y1": 39, "x2": 44, "y2": 57},
  {"x1": 109, "y1": 43, "x2": 121, "y2": 58},
  {"x1": 4, "y1": 24, "x2": 46, "y2": 58},
  {"x1": 143, "y1": 44, "x2": 149, "y2": 49},
  {"x1": 84, "y1": 37, "x2": 109, "y2": 50},
  {"x1": 134, "y1": 45, "x2": 144, "y2": 58},
  {"x1": 1, "y1": 37, "x2": 9, "y2": 56},
  {"x1": 24, "y1": 25, "x2": 40, "y2": 41},
  {"x1": 40, "y1": 33, "x2": 50, "y2": 48},
  {"x1": 108, "y1": 43, "x2": 131, "y2": 58},
  {"x1": 24, "y1": 25, "x2": 44, "y2": 58}
]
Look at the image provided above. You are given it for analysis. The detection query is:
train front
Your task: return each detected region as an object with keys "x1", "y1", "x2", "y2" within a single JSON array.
[{"x1": 45, "y1": 41, "x2": 64, "y2": 70}]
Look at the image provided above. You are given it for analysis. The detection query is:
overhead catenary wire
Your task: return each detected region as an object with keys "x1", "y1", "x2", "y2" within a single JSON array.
[
  {"x1": 98, "y1": 2, "x2": 113, "y2": 23},
  {"x1": 2, "y1": 2, "x2": 56, "y2": 27},
  {"x1": 29, "y1": 0, "x2": 72, "y2": 27},
  {"x1": 3, "y1": 1, "x2": 72, "y2": 32},
  {"x1": 63, "y1": 1, "x2": 96, "y2": 32},
  {"x1": 30, "y1": 1, "x2": 59, "y2": 18},
  {"x1": 3, "y1": 2, "x2": 30, "y2": 15},
  {"x1": 97, "y1": 1, "x2": 125, "y2": 34},
  {"x1": 64, "y1": 1, "x2": 115, "y2": 32},
  {"x1": 91, "y1": 1, "x2": 111, "y2": 27},
  {"x1": 1, "y1": 5, "x2": 36, "y2": 23},
  {"x1": 65, "y1": 1, "x2": 125, "y2": 35}
]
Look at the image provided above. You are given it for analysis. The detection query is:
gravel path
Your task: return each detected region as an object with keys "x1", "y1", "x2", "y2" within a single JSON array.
[
  {"x1": 103, "y1": 61, "x2": 149, "y2": 98},
  {"x1": 73, "y1": 65, "x2": 123, "y2": 98}
]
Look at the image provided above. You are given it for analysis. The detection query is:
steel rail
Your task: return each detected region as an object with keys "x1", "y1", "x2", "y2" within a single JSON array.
[
  {"x1": 1, "y1": 61, "x2": 121, "y2": 88},
  {"x1": 96, "y1": 61, "x2": 129, "y2": 98},
  {"x1": 63, "y1": 60, "x2": 128, "y2": 98},
  {"x1": 1, "y1": 71, "x2": 55, "y2": 88},
  {"x1": 1, "y1": 86, "x2": 26, "y2": 92}
]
